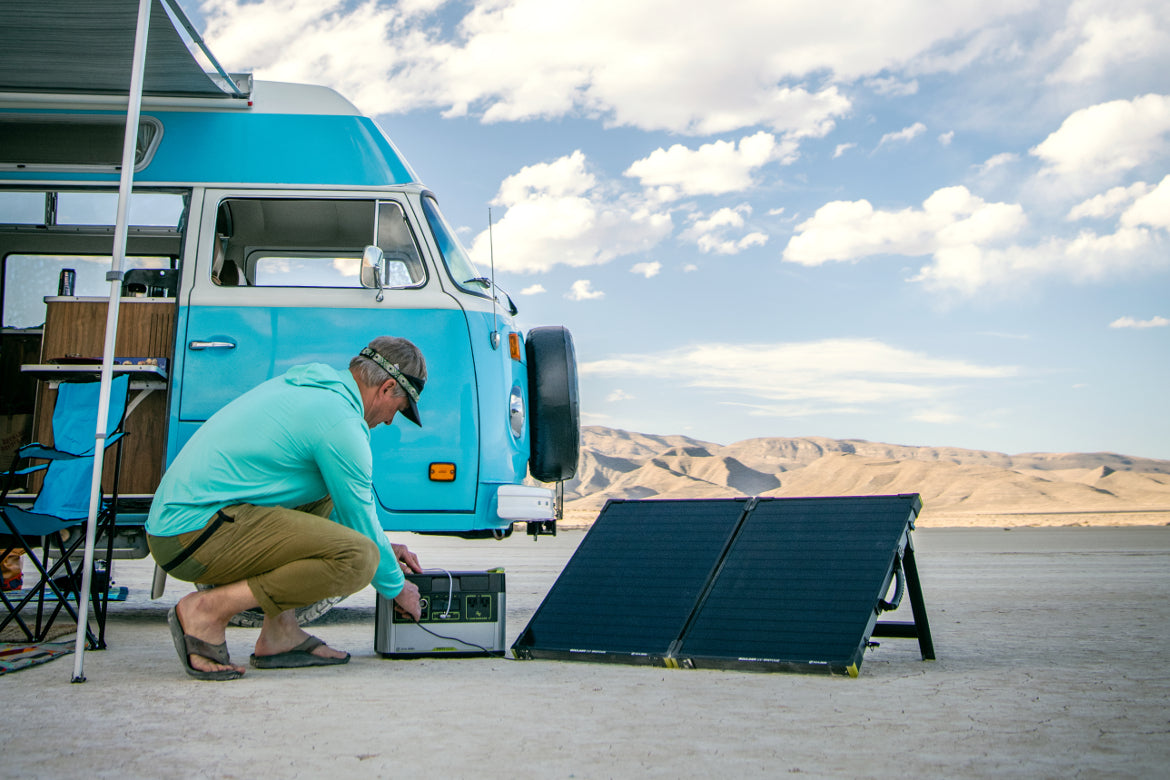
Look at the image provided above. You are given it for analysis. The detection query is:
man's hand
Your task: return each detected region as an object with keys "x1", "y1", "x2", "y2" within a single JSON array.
[
  {"x1": 391, "y1": 542, "x2": 422, "y2": 574},
  {"x1": 393, "y1": 580, "x2": 422, "y2": 622}
]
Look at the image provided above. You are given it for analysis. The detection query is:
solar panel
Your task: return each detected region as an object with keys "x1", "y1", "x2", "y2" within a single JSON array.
[
  {"x1": 513, "y1": 495, "x2": 932, "y2": 676},
  {"x1": 676, "y1": 495, "x2": 920, "y2": 674},
  {"x1": 512, "y1": 498, "x2": 749, "y2": 663}
]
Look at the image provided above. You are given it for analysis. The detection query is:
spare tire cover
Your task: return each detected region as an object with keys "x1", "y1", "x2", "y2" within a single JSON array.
[{"x1": 526, "y1": 326, "x2": 580, "y2": 482}]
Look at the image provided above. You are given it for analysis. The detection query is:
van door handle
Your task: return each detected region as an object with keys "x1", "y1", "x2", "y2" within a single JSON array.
[{"x1": 189, "y1": 340, "x2": 237, "y2": 350}]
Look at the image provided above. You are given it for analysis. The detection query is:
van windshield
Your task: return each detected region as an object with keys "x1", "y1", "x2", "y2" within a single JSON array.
[{"x1": 420, "y1": 195, "x2": 487, "y2": 296}]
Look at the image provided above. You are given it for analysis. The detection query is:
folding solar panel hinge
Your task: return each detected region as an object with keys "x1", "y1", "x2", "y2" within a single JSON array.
[{"x1": 666, "y1": 496, "x2": 760, "y2": 665}]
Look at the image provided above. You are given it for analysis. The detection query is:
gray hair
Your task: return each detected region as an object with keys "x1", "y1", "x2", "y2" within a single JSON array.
[{"x1": 350, "y1": 336, "x2": 427, "y2": 397}]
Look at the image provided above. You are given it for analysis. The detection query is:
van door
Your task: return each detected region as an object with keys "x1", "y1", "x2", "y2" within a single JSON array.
[{"x1": 172, "y1": 190, "x2": 478, "y2": 516}]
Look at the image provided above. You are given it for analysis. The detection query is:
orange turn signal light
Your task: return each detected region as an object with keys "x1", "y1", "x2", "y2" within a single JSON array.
[
  {"x1": 429, "y1": 462, "x2": 456, "y2": 482},
  {"x1": 508, "y1": 332, "x2": 522, "y2": 361}
]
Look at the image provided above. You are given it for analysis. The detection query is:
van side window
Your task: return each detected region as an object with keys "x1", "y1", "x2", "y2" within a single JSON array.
[
  {"x1": 214, "y1": 197, "x2": 426, "y2": 289},
  {"x1": 252, "y1": 252, "x2": 364, "y2": 287}
]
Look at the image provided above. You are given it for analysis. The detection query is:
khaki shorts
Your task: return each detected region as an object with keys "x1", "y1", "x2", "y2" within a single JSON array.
[{"x1": 148, "y1": 498, "x2": 379, "y2": 616}]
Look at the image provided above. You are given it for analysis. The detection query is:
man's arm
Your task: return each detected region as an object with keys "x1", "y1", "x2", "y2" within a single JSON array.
[{"x1": 315, "y1": 419, "x2": 408, "y2": 600}]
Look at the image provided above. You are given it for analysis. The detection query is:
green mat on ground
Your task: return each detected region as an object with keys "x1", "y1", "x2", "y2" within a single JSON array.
[
  {"x1": 5, "y1": 586, "x2": 129, "y2": 603},
  {"x1": 0, "y1": 641, "x2": 75, "y2": 675}
]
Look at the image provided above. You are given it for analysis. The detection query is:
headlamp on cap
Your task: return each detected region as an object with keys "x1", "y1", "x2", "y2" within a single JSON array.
[{"x1": 359, "y1": 347, "x2": 425, "y2": 426}]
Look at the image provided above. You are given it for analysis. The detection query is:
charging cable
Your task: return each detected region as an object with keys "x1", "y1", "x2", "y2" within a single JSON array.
[{"x1": 410, "y1": 567, "x2": 496, "y2": 655}]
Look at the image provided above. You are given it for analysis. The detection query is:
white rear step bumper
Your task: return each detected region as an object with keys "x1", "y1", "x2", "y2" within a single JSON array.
[{"x1": 496, "y1": 485, "x2": 555, "y2": 521}]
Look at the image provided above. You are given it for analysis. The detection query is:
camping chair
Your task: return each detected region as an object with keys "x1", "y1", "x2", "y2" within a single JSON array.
[{"x1": 0, "y1": 375, "x2": 129, "y2": 649}]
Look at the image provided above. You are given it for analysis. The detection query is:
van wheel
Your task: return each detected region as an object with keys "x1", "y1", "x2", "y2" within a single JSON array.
[
  {"x1": 526, "y1": 326, "x2": 580, "y2": 482},
  {"x1": 195, "y1": 584, "x2": 342, "y2": 627}
]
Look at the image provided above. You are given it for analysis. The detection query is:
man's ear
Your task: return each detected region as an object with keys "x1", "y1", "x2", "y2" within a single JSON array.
[{"x1": 380, "y1": 377, "x2": 398, "y2": 397}]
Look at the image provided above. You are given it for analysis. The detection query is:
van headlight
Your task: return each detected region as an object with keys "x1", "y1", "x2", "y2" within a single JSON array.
[{"x1": 509, "y1": 385, "x2": 525, "y2": 439}]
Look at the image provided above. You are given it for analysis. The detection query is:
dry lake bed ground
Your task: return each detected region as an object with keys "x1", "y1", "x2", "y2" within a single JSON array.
[{"x1": 3, "y1": 525, "x2": 1169, "y2": 778}]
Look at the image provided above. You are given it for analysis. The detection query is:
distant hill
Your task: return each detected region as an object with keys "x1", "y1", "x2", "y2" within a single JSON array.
[{"x1": 553, "y1": 426, "x2": 1170, "y2": 527}]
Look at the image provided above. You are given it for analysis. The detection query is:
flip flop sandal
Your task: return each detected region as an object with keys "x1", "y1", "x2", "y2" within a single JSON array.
[
  {"x1": 250, "y1": 635, "x2": 350, "y2": 669},
  {"x1": 167, "y1": 606, "x2": 243, "y2": 681}
]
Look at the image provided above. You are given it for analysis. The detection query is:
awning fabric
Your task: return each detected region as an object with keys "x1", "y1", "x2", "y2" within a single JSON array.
[{"x1": 0, "y1": 0, "x2": 245, "y2": 98}]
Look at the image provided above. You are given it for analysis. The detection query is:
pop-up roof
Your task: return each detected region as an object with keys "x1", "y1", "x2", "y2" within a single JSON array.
[{"x1": 0, "y1": 0, "x2": 249, "y2": 99}]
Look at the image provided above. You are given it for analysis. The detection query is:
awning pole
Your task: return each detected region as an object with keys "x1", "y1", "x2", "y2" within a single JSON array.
[{"x1": 72, "y1": 0, "x2": 153, "y2": 684}]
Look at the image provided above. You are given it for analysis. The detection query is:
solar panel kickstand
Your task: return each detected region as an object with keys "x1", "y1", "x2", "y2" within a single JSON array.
[{"x1": 870, "y1": 541, "x2": 935, "y2": 660}]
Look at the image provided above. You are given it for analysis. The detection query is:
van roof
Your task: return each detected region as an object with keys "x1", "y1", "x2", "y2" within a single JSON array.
[
  {"x1": 0, "y1": 92, "x2": 420, "y2": 187},
  {"x1": 0, "y1": 1, "x2": 419, "y2": 188}
]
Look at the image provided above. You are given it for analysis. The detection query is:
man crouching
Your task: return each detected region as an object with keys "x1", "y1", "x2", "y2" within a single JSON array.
[{"x1": 146, "y1": 336, "x2": 426, "y2": 680}]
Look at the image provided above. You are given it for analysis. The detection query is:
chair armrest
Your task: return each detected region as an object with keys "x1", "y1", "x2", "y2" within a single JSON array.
[
  {"x1": 17, "y1": 443, "x2": 86, "y2": 461},
  {"x1": 18, "y1": 432, "x2": 126, "y2": 462},
  {"x1": 11, "y1": 463, "x2": 50, "y2": 476}
]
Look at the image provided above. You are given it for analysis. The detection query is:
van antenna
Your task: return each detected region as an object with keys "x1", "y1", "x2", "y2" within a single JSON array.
[{"x1": 489, "y1": 207, "x2": 500, "y2": 349}]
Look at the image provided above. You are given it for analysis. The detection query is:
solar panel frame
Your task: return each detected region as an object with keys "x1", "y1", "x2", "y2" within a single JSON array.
[{"x1": 512, "y1": 494, "x2": 926, "y2": 676}]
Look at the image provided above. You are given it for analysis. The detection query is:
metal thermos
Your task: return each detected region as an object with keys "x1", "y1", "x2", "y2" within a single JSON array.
[{"x1": 58, "y1": 268, "x2": 76, "y2": 296}]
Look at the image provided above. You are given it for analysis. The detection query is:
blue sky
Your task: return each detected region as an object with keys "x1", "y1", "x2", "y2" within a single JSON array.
[{"x1": 178, "y1": 0, "x2": 1169, "y2": 458}]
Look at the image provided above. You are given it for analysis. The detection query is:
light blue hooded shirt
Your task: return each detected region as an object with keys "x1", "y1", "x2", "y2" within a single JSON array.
[{"x1": 146, "y1": 363, "x2": 404, "y2": 599}]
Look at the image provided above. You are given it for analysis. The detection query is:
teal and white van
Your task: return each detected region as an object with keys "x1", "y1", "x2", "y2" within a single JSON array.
[{"x1": 0, "y1": 3, "x2": 579, "y2": 558}]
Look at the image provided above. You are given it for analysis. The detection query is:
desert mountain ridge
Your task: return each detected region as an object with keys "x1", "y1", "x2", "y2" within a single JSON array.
[{"x1": 554, "y1": 426, "x2": 1170, "y2": 527}]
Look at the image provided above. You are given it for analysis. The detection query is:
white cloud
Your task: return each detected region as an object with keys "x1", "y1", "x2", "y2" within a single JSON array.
[
  {"x1": 470, "y1": 151, "x2": 673, "y2": 273},
  {"x1": 1049, "y1": 2, "x2": 1170, "y2": 84},
  {"x1": 977, "y1": 152, "x2": 1018, "y2": 173},
  {"x1": 624, "y1": 132, "x2": 795, "y2": 201},
  {"x1": 1068, "y1": 182, "x2": 1154, "y2": 220},
  {"x1": 582, "y1": 338, "x2": 1016, "y2": 415},
  {"x1": 606, "y1": 389, "x2": 635, "y2": 402},
  {"x1": 201, "y1": 0, "x2": 411, "y2": 113},
  {"x1": 938, "y1": 131, "x2": 955, "y2": 146},
  {"x1": 331, "y1": 257, "x2": 359, "y2": 277},
  {"x1": 202, "y1": 0, "x2": 1037, "y2": 137},
  {"x1": 867, "y1": 76, "x2": 919, "y2": 96},
  {"x1": 681, "y1": 206, "x2": 769, "y2": 255},
  {"x1": 833, "y1": 143, "x2": 856, "y2": 158},
  {"x1": 912, "y1": 409, "x2": 963, "y2": 424},
  {"x1": 1109, "y1": 315, "x2": 1169, "y2": 329},
  {"x1": 1120, "y1": 174, "x2": 1170, "y2": 230},
  {"x1": 1030, "y1": 94, "x2": 1170, "y2": 188},
  {"x1": 878, "y1": 122, "x2": 927, "y2": 147},
  {"x1": 565, "y1": 279, "x2": 604, "y2": 301},
  {"x1": 630, "y1": 262, "x2": 661, "y2": 278},
  {"x1": 778, "y1": 184, "x2": 1166, "y2": 295},
  {"x1": 519, "y1": 284, "x2": 546, "y2": 295},
  {"x1": 783, "y1": 186, "x2": 1026, "y2": 266},
  {"x1": 911, "y1": 223, "x2": 1165, "y2": 295}
]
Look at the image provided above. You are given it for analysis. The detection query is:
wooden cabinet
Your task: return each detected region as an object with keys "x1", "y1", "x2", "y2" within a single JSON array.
[{"x1": 33, "y1": 297, "x2": 175, "y2": 494}]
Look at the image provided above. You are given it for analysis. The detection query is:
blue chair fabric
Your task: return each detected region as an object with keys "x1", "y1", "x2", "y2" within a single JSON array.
[{"x1": 0, "y1": 375, "x2": 129, "y2": 647}]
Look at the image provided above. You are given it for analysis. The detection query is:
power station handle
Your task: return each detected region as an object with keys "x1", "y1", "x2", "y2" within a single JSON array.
[{"x1": 189, "y1": 340, "x2": 237, "y2": 350}]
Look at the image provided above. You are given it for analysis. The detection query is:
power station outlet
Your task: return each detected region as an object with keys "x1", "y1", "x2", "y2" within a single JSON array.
[{"x1": 465, "y1": 594, "x2": 493, "y2": 620}]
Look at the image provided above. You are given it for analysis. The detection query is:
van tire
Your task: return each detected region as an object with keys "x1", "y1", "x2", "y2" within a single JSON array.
[
  {"x1": 195, "y1": 584, "x2": 342, "y2": 627},
  {"x1": 526, "y1": 326, "x2": 580, "y2": 482}
]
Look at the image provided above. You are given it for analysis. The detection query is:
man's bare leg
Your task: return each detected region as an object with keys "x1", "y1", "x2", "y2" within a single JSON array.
[
  {"x1": 253, "y1": 609, "x2": 348, "y2": 660},
  {"x1": 174, "y1": 580, "x2": 256, "y2": 675}
]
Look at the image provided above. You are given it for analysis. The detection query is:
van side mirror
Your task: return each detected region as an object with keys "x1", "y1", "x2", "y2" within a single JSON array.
[{"x1": 361, "y1": 245, "x2": 385, "y2": 291}]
